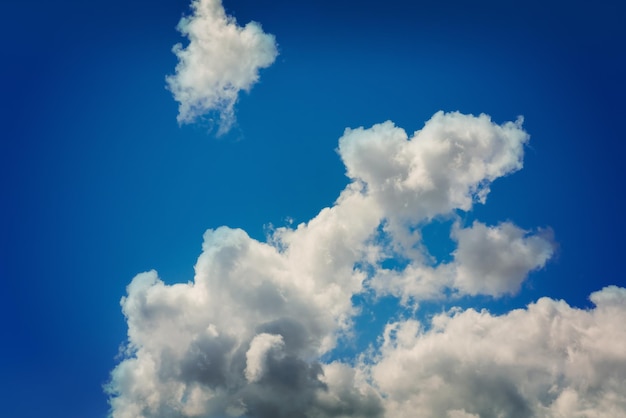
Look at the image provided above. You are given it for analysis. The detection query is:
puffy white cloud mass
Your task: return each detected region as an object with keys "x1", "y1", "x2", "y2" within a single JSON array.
[
  {"x1": 370, "y1": 220, "x2": 555, "y2": 303},
  {"x1": 107, "y1": 111, "x2": 626, "y2": 417},
  {"x1": 166, "y1": 0, "x2": 278, "y2": 133},
  {"x1": 370, "y1": 286, "x2": 626, "y2": 418},
  {"x1": 451, "y1": 221, "x2": 555, "y2": 296}
]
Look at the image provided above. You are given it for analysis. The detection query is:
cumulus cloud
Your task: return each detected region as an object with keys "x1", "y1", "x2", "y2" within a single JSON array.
[
  {"x1": 166, "y1": 0, "x2": 278, "y2": 133},
  {"x1": 338, "y1": 112, "x2": 527, "y2": 222},
  {"x1": 106, "y1": 111, "x2": 626, "y2": 418},
  {"x1": 107, "y1": 225, "x2": 379, "y2": 418},
  {"x1": 451, "y1": 221, "x2": 555, "y2": 296},
  {"x1": 337, "y1": 112, "x2": 528, "y2": 261},
  {"x1": 368, "y1": 220, "x2": 555, "y2": 302},
  {"x1": 368, "y1": 286, "x2": 626, "y2": 418}
]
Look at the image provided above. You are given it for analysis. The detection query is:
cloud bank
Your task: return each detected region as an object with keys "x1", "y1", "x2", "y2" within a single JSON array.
[
  {"x1": 372, "y1": 286, "x2": 626, "y2": 418},
  {"x1": 104, "y1": 110, "x2": 626, "y2": 418},
  {"x1": 166, "y1": 0, "x2": 278, "y2": 134},
  {"x1": 109, "y1": 6, "x2": 625, "y2": 415}
]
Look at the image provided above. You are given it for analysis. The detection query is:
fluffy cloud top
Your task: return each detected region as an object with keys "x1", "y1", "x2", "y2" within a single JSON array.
[
  {"x1": 338, "y1": 112, "x2": 527, "y2": 223},
  {"x1": 451, "y1": 221, "x2": 555, "y2": 296},
  {"x1": 166, "y1": 0, "x2": 278, "y2": 133},
  {"x1": 371, "y1": 286, "x2": 626, "y2": 418},
  {"x1": 370, "y1": 220, "x2": 555, "y2": 303},
  {"x1": 104, "y1": 111, "x2": 625, "y2": 418},
  {"x1": 337, "y1": 112, "x2": 528, "y2": 262}
]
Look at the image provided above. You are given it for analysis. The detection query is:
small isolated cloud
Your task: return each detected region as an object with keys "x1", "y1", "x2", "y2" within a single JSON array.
[
  {"x1": 166, "y1": 0, "x2": 278, "y2": 134},
  {"x1": 107, "y1": 111, "x2": 626, "y2": 417}
]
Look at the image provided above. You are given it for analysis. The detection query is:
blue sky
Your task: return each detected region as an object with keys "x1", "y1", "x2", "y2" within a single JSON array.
[{"x1": 1, "y1": 0, "x2": 625, "y2": 417}]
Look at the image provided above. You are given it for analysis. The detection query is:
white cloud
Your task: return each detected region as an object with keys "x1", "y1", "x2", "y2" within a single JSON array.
[
  {"x1": 166, "y1": 0, "x2": 278, "y2": 134},
  {"x1": 368, "y1": 286, "x2": 626, "y2": 418},
  {"x1": 451, "y1": 221, "x2": 555, "y2": 296},
  {"x1": 338, "y1": 112, "x2": 528, "y2": 228},
  {"x1": 105, "y1": 111, "x2": 626, "y2": 418},
  {"x1": 107, "y1": 225, "x2": 381, "y2": 418},
  {"x1": 372, "y1": 220, "x2": 556, "y2": 302},
  {"x1": 336, "y1": 111, "x2": 529, "y2": 272}
]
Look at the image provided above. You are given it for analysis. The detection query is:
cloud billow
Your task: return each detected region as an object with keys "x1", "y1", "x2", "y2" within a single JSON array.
[
  {"x1": 108, "y1": 6, "x2": 626, "y2": 415},
  {"x1": 103, "y1": 109, "x2": 626, "y2": 418},
  {"x1": 371, "y1": 286, "x2": 626, "y2": 418},
  {"x1": 166, "y1": 0, "x2": 278, "y2": 134}
]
